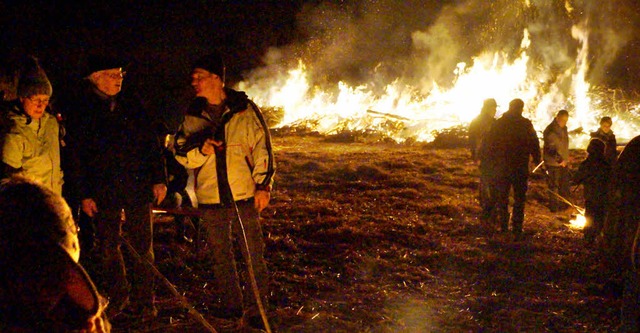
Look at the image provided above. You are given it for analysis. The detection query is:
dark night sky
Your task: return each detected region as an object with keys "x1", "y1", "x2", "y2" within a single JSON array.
[
  {"x1": 0, "y1": 1, "x2": 307, "y2": 127},
  {"x1": 0, "y1": 1, "x2": 305, "y2": 78}
]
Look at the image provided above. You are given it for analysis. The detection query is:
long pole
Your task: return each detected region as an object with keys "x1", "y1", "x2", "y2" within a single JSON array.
[
  {"x1": 545, "y1": 189, "x2": 585, "y2": 215},
  {"x1": 231, "y1": 201, "x2": 273, "y2": 333},
  {"x1": 531, "y1": 160, "x2": 545, "y2": 174},
  {"x1": 118, "y1": 205, "x2": 218, "y2": 333},
  {"x1": 119, "y1": 235, "x2": 218, "y2": 333}
]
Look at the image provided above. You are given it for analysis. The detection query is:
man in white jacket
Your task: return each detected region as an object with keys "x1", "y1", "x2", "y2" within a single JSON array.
[{"x1": 174, "y1": 50, "x2": 275, "y2": 329}]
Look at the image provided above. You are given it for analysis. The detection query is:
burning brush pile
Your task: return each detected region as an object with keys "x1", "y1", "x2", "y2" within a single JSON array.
[{"x1": 237, "y1": 1, "x2": 640, "y2": 148}]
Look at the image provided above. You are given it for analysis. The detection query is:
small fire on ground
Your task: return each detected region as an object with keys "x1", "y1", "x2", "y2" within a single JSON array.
[{"x1": 569, "y1": 214, "x2": 587, "y2": 229}]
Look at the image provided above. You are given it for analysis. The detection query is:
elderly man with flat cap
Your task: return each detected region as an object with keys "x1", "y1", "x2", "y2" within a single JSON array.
[
  {"x1": 60, "y1": 53, "x2": 167, "y2": 321},
  {"x1": 173, "y1": 50, "x2": 275, "y2": 329}
]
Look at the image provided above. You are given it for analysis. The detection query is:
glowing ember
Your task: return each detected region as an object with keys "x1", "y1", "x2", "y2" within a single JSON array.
[{"x1": 569, "y1": 214, "x2": 587, "y2": 229}]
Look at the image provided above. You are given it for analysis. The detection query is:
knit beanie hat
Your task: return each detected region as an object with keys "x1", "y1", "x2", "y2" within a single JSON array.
[
  {"x1": 85, "y1": 53, "x2": 127, "y2": 77},
  {"x1": 193, "y1": 51, "x2": 225, "y2": 82},
  {"x1": 17, "y1": 56, "x2": 52, "y2": 98}
]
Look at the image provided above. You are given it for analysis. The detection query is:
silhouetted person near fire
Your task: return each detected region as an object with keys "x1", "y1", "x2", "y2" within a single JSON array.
[
  {"x1": 572, "y1": 138, "x2": 611, "y2": 245},
  {"x1": 61, "y1": 53, "x2": 167, "y2": 321},
  {"x1": 173, "y1": 50, "x2": 275, "y2": 330},
  {"x1": 590, "y1": 116, "x2": 618, "y2": 166},
  {"x1": 0, "y1": 175, "x2": 110, "y2": 332},
  {"x1": 543, "y1": 110, "x2": 571, "y2": 213},
  {"x1": 468, "y1": 98, "x2": 497, "y2": 222},
  {"x1": 600, "y1": 135, "x2": 640, "y2": 332},
  {"x1": 483, "y1": 98, "x2": 541, "y2": 239}
]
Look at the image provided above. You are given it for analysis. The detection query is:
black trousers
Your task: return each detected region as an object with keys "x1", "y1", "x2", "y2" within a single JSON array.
[
  {"x1": 493, "y1": 171, "x2": 528, "y2": 233},
  {"x1": 584, "y1": 199, "x2": 606, "y2": 242},
  {"x1": 546, "y1": 165, "x2": 571, "y2": 212},
  {"x1": 199, "y1": 200, "x2": 269, "y2": 316},
  {"x1": 81, "y1": 204, "x2": 155, "y2": 311},
  {"x1": 478, "y1": 164, "x2": 495, "y2": 220}
]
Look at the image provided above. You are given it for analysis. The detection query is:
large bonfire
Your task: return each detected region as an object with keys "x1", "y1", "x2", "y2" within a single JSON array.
[{"x1": 238, "y1": 0, "x2": 640, "y2": 146}]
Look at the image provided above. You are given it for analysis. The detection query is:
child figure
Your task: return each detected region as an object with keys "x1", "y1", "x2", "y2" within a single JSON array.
[
  {"x1": 590, "y1": 116, "x2": 618, "y2": 165},
  {"x1": 572, "y1": 138, "x2": 612, "y2": 244}
]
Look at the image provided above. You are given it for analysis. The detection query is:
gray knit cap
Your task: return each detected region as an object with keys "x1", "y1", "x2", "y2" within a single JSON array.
[{"x1": 17, "y1": 56, "x2": 52, "y2": 98}]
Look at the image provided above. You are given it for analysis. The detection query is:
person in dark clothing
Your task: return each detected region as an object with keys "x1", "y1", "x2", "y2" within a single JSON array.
[
  {"x1": 0, "y1": 175, "x2": 110, "y2": 333},
  {"x1": 590, "y1": 116, "x2": 618, "y2": 166},
  {"x1": 60, "y1": 53, "x2": 167, "y2": 320},
  {"x1": 468, "y1": 98, "x2": 497, "y2": 222},
  {"x1": 482, "y1": 98, "x2": 541, "y2": 238},
  {"x1": 154, "y1": 121, "x2": 195, "y2": 243},
  {"x1": 572, "y1": 138, "x2": 611, "y2": 245},
  {"x1": 600, "y1": 135, "x2": 640, "y2": 332},
  {"x1": 543, "y1": 110, "x2": 571, "y2": 212}
]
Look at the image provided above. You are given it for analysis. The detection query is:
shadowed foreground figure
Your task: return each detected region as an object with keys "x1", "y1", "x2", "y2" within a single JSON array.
[
  {"x1": 482, "y1": 98, "x2": 541, "y2": 238},
  {"x1": 601, "y1": 135, "x2": 640, "y2": 332},
  {"x1": 0, "y1": 175, "x2": 110, "y2": 332}
]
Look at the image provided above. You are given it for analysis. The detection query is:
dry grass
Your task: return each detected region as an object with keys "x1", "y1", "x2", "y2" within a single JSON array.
[{"x1": 123, "y1": 134, "x2": 619, "y2": 333}]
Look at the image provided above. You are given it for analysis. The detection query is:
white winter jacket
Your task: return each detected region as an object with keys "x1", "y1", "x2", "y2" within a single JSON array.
[{"x1": 174, "y1": 90, "x2": 275, "y2": 205}]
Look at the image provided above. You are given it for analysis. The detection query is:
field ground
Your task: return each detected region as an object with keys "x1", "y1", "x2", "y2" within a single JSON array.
[{"x1": 111, "y1": 134, "x2": 621, "y2": 332}]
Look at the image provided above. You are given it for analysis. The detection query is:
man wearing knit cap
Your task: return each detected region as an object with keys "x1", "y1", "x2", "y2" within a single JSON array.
[
  {"x1": 60, "y1": 52, "x2": 167, "y2": 323},
  {"x1": 1, "y1": 56, "x2": 64, "y2": 196},
  {"x1": 174, "y1": 50, "x2": 275, "y2": 329}
]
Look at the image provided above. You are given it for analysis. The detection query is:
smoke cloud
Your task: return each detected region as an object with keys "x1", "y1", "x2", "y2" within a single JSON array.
[{"x1": 245, "y1": 0, "x2": 636, "y2": 92}]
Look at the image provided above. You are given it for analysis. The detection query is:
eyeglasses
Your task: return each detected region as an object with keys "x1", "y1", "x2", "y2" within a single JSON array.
[
  {"x1": 27, "y1": 97, "x2": 50, "y2": 106},
  {"x1": 103, "y1": 71, "x2": 126, "y2": 79}
]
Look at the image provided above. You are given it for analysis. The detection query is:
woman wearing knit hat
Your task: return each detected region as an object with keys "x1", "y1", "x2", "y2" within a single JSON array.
[{"x1": 0, "y1": 56, "x2": 64, "y2": 195}]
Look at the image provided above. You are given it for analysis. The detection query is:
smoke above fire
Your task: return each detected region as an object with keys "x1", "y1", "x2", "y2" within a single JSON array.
[{"x1": 238, "y1": 0, "x2": 640, "y2": 144}]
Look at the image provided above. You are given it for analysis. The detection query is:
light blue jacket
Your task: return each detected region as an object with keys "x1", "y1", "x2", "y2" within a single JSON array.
[{"x1": 2, "y1": 107, "x2": 63, "y2": 195}]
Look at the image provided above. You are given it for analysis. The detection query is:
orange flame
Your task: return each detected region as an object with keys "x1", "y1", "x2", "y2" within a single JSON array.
[
  {"x1": 569, "y1": 214, "x2": 586, "y2": 229},
  {"x1": 239, "y1": 24, "x2": 640, "y2": 144}
]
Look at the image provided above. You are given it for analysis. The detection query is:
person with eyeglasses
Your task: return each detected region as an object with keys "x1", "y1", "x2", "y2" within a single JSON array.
[
  {"x1": 0, "y1": 56, "x2": 64, "y2": 196},
  {"x1": 60, "y1": 53, "x2": 167, "y2": 324}
]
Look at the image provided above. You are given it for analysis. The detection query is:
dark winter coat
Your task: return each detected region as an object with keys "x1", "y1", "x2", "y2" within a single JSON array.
[
  {"x1": 572, "y1": 152, "x2": 611, "y2": 203},
  {"x1": 543, "y1": 119, "x2": 569, "y2": 167},
  {"x1": 590, "y1": 128, "x2": 617, "y2": 165},
  {"x1": 483, "y1": 110, "x2": 541, "y2": 176},
  {"x1": 468, "y1": 112, "x2": 495, "y2": 161},
  {"x1": 61, "y1": 81, "x2": 165, "y2": 209},
  {"x1": 602, "y1": 135, "x2": 640, "y2": 273}
]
